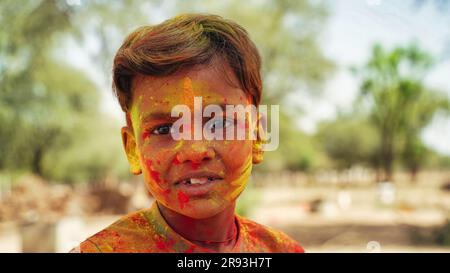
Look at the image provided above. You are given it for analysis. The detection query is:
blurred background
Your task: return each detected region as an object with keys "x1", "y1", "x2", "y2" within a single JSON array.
[{"x1": 1, "y1": 0, "x2": 450, "y2": 253}]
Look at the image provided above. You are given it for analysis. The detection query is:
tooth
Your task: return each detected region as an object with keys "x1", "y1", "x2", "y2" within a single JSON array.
[{"x1": 190, "y1": 178, "x2": 208, "y2": 185}]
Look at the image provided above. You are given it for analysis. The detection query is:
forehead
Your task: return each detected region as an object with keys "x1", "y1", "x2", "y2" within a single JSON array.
[{"x1": 130, "y1": 62, "x2": 249, "y2": 113}]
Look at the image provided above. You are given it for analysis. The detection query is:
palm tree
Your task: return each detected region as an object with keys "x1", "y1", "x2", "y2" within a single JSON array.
[{"x1": 355, "y1": 43, "x2": 449, "y2": 182}]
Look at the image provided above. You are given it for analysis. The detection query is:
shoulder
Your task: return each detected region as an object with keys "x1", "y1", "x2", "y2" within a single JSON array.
[
  {"x1": 79, "y1": 209, "x2": 154, "y2": 253},
  {"x1": 237, "y1": 216, "x2": 304, "y2": 253}
]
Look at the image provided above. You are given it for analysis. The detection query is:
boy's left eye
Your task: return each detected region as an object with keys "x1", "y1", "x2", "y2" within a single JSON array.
[
  {"x1": 207, "y1": 118, "x2": 233, "y2": 131},
  {"x1": 152, "y1": 124, "x2": 172, "y2": 135}
]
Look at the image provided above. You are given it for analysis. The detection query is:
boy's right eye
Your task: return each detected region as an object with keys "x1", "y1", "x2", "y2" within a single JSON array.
[{"x1": 152, "y1": 124, "x2": 172, "y2": 135}]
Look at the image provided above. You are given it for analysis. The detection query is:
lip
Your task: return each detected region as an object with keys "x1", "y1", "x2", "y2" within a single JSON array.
[{"x1": 173, "y1": 171, "x2": 224, "y2": 197}]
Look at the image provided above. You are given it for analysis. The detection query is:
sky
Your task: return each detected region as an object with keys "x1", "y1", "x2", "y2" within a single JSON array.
[{"x1": 66, "y1": 0, "x2": 450, "y2": 155}]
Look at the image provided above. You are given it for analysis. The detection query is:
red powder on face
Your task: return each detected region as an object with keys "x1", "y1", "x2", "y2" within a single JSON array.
[
  {"x1": 177, "y1": 191, "x2": 190, "y2": 209},
  {"x1": 141, "y1": 131, "x2": 150, "y2": 140},
  {"x1": 150, "y1": 170, "x2": 162, "y2": 183},
  {"x1": 145, "y1": 159, "x2": 153, "y2": 168},
  {"x1": 191, "y1": 162, "x2": 200, "y2": 170},
  {"x1": 172, "y1": 157, "x2": 181, "y2": 165},
  {"x1": 146, "y1": 159, "x2": 164, "y2": 184}
]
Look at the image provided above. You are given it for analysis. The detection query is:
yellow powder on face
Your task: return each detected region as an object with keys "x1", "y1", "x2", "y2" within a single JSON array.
[
  {"x1": 130, "y1": 98, "x2": 143, "y2": 134},
  {"x1": 227, "y1": 155, "x2": 253, "y2": 201},
  {"x1": 182, "y1": 77, "x2": 195, "y2": 110},
  {"x1": 173, "y1": 140, "x2": 184, "y2": 151}
]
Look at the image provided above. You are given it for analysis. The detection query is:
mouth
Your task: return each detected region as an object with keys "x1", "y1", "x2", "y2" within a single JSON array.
[
  {"x1": 176, "y1": 176, "x2": 220, "y2": 185},
  {"x1": 173, "y1": 172, "x2": 224, "y2": 196}
]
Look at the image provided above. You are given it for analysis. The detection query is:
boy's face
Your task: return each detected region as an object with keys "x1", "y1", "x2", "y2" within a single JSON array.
[{"x1": 122, "y1": 60, "x2": 262, "y2": 219}]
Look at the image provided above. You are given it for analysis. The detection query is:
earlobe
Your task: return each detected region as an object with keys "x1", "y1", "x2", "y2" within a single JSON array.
[
  {"x1": 252, "y1": 114, "x2": 266, "y2": 164},
  {"x1": 252, "y1": 140, "x2": 264, "y2": 164},
  {"x1": 121, "y1": 126, "x2": 142, "y2": 175}
]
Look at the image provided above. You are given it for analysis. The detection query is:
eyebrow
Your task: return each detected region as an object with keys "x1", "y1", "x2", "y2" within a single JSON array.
[
  {"x1": 140, "y1": 102, "x2": 249, "y2": 123},
  {"x1": 140, "y1": 112, "x2": 174, "y2": 123},
  {"x1": 206, "y1": 102, "x2": 249, "y2": 110}
]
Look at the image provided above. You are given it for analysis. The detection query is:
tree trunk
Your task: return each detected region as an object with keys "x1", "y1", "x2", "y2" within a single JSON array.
[
  {"x1": 410, "y1": 166, "x2": 419, "y2": 183},
  {"x1": 381, "y1": 135, "x2": 394, "y2": 182},
  {"x1": 32, "y1": 146, "x2": 43, "y2": 176}
]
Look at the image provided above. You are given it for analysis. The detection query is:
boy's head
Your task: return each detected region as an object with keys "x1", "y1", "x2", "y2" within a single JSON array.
[{"x1": 113, "y1": 14, "x2": 264, "y2": 219}]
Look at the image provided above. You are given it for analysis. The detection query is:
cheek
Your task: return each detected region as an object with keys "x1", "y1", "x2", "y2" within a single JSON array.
[
  {"x1": 140, "y1": 154, "x2": 174, "y2": 206},
  {"x1": 220, "y1": 140, "x2": 253, "y2": 169},
  {"x1": 138, "y1": 146, "x2": 171, "y2": 189},
  {"x1": 216, "y1": 140, "x2": 253, "y2": 201}
]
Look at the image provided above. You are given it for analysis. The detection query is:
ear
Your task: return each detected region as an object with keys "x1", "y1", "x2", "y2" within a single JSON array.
[
  {"x1": 121, "y1": 126, "x2": 142, "y2": 175},
  {"x1": 252, "y1": 112, "x2": 266, "y2": 164}
]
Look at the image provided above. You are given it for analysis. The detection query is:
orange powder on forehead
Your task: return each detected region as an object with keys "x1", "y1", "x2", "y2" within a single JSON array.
[{"x1": 182, "y1": 77, "x2": 195, "y2": 109}]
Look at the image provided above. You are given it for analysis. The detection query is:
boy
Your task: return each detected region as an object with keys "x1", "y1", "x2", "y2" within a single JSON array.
[{"x1": 75, "y1": 14, "x2": 304, "y2": 253}]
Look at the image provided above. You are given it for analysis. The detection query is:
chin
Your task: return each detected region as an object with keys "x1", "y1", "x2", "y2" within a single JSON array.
[{"x1": 177, "y1": 198, "x2": 230, "y2": 219}]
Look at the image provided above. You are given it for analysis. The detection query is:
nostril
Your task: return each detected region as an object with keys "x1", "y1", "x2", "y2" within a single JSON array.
[
  {"x1": 203, "y1": 149, "x2": 215, "y2": 160},
  {"x1": 174, "y1": 147, "x2": 215, "y2": 165},
  {"x1": 172, "y1": 157, "x2": 182, "y2": 165}
]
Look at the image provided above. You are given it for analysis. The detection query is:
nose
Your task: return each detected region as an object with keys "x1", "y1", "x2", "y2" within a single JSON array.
[{"x1": 175, "y1": 142, "x2": 216, "y2": 165}]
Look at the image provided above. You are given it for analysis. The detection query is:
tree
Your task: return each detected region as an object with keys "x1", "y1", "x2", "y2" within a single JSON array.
[
  {"x1": 0, "y1": 0, "x2": 129, "y2": 183},
  {"x1": 0, "y1": 0, "x2": 80, "y2": 174},
  {"x1": 172, "y1": 0, "x2": 334, "y2": 104},
  {"x1": 316, "y1": 115, "x2": 380, "y2": 170},
  {"x1": 354, "y1": 43, "x2": 449, "y2": 181},
  {"x1": 399, "y1": 82, "x2": 449, "y2": 181},
  {"x1": 257, "y1": 112, "x2": 326, "y2": 173}
]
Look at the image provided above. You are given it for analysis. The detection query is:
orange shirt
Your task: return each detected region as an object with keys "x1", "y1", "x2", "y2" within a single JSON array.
[{"x1": 78, "y1": 202, "x2": 304, "y2": 253}]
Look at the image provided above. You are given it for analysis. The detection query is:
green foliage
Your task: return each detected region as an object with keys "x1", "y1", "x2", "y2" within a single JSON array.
[
  {"x1": 316, "y1": 115, "x2": 380, "y2": 170},
  {"x1": 256, "y1": 111, "x2": 327, "y2": 172},
  {"x1": 354, "y1": 43, "x2": 450, "y2": 180},
  {"x1": 174, "y1": 0, "x2": 335, "y2": 104},
  {"x1": 235, "y1": 179, "x2": 260, "y2": 217},
  {"x1": 0, "y1": 0, "x2": 130, "y2": 183},
  {"x1": 41, "y1": 116, "x2": 130, "y2": 184}
]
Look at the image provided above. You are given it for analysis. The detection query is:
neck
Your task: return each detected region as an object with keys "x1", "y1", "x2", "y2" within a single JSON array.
[{"x1": 157, "y1": 201, "x2": 237, "y2": 251}]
